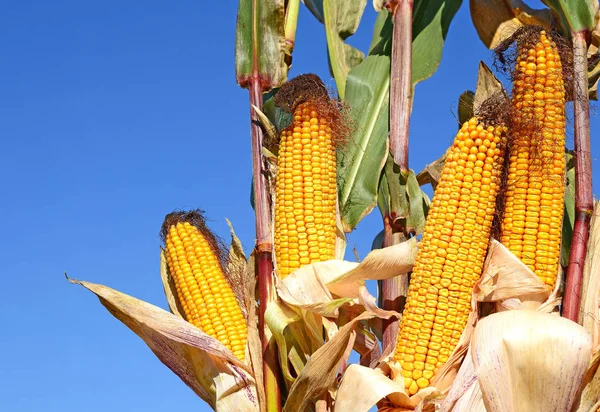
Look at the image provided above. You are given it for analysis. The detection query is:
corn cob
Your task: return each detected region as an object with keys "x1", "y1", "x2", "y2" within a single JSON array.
[
  {"x1": 274, "y1": 91, "x2": 338, "y2": 279},
  {"x1": 394, "y1": 118, "x2": 506, "y2": 395},
  {"x1": 163, "y1": 213, "x2": 247, "y2": 361},
  {"x1": 500, "y1": 30, "x2": 566, "y2": 288}
]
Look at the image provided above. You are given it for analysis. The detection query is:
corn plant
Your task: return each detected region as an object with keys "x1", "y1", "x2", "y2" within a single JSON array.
[{"x1": 70, "y1": 1, "x2": 600, "y2": 411}]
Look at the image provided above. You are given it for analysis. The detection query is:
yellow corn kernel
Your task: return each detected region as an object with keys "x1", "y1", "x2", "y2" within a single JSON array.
[
  {"x1": 500, "y1": 30, "x2": 566, "y2": 289},
  {"x1": 163, "y1": 213, "x2": 247, "y2": 361},
  {"x1": 395, "y1": 117, "x2": 506, "y2": 393},
  {"x1": 274, "y1": 100, "x2": 337, "y2": 278}
]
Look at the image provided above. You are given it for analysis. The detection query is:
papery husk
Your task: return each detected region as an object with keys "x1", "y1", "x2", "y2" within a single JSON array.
[
  {"x1": 440, "y1": 347, "x2": 485, "y2": 412},
  {"x1": 579, "y1": 201, "x2": 600, "y2": 346},
  {"x1": 472, "y1": 310, "x2": 592, "y2": 412},
  {"x1": 576, "y1": 348, "x2": 600, "y2": 412},
  {"x1": 276, "y1": 238, "x2": 418, "y2": 316},
  {"x1": 283, "y1": 311, "x2": 379, "y2": 412},
  {"x1": 475, "y1": 239, "x2": 551, "y2": 310},
  {"x1": 69, "y1": 278, "x2": 260, "y2": 412},
  {"x1": 264, "y1": 299, "x2": 309, "y2": 382}
]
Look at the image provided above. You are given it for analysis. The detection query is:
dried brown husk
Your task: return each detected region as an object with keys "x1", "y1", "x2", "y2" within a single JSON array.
[
  {"x1": 578, "y1": 201, "x2": 600, "y2": 346},
  {"x1": 68, "y1": 278, "x2": 260, "y2": 412}
]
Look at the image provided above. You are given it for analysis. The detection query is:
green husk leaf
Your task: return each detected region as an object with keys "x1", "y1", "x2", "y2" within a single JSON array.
[
  {"x1": 264, "y1": 300, "x2": 308, "y2": 382},
  {"x1": 262, "y1": 93, "x2": 294, "y2": 133},
  {"x1": 378, "y1": 154, "x2": 430, "y2": 236},
  {"x1": 235, "y1": 0, "x2": 288, "y2": 90},
  {"x1": 283, "y1": 312, "x2": 375, "y2": 411}
]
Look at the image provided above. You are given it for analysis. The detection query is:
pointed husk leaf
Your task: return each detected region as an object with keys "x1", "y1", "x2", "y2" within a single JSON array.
[{"x1": 69, "y1": 279, "x2": 259, "y2": 411}]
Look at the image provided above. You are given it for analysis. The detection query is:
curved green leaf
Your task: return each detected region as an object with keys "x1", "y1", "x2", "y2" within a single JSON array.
[
  {"x1": 542, "y1": 0, "x2": 598, "y2": 33},
  {"x1": 338, "y1": 1, "x2": 461, "y2": 231},
  {"x1": 338, "y1": 12, "x2": 392, "y2": 232},
  {"x1": 412, "y1": 0, "x2": 463, "y2": 84},
  {"x1": 307, "y1": 0, "x2": 367, "y2": 98}
]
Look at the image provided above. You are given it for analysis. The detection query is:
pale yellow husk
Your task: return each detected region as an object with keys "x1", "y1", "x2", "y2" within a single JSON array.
[
  {"x1": 579, "y1": 201, "x2": 600, "y2": 346},
  {"x1": 473, "y1": 310, "x2": 591, "y2": 412}
]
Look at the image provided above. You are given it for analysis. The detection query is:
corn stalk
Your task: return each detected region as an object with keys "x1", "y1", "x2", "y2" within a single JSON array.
[
  {"x1": 563, "y1": 30, "x2": 593, "y2": 322},
  {"x1": 381, "y1": 0, "x2": 414, "y2": 352},
  {"x1": 236, "y1": 0, "x2": 294, "y2": 409}
]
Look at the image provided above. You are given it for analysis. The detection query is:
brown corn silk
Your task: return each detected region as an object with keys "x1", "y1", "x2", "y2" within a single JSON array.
[
  {"x1": 162, "y1": 211, "x2": 247, "y2": 361},
  {"x1": 394, "y1": 118, "x2": 507, "y2": 395},
  {"x1": 273, "y1": 74, "x2": 339, "y2": 279},
  {"x1": 500, "y1": 29, "x2": 566, "y2": 289}
]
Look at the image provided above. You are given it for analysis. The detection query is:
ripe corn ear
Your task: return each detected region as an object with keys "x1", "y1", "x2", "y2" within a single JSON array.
[
  {"x1": 164, "y1": 219, "x2": 247, "y2": 361},
  {"x1": 274, "y1": 102, "x2": 337, "y2": 278},
  {"x1": 394, "y1": 118, "x2": 506, "y2": 395},
  {"x1": 500, "y1": 30, "x2": 566, "y2": 288}
]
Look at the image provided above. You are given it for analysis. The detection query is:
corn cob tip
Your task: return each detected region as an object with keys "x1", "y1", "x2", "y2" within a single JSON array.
[
  {"x1": 494, "y1": 25, "x2": 573, "y2": 99},
  {"x1": 273, "y1": 73, "x2": 330, "y2": 113},
  {"x1": 273, "y1": 74, "x2": 349, "y2": 147}
]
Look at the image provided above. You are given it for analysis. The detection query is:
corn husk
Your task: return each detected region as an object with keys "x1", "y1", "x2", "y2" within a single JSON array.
[
  {"x1": 579, "y1": 201, "x2": 600, "y2": 346},
  {"x1": 276, "y1": 237, "x2": 418, "y2": 316},
  {"x1": 69, "y1": 279, "x2": 260, "y2": 411},
  {"x1": 264, "y1": 239, "x2": 417, "y2": 407},
  {"x1": 473, "y1": 310, "x2": 591, "y2": 412},
  {"x1": 576, "y1": 348, "x2": 600, "y2": 412},
  {"x1": 283, "y1": 311, "x2": 382, "y2": 412}
]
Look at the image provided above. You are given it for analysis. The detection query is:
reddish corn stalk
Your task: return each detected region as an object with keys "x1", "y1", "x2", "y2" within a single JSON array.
[
  {"x1": 388, "y1": 0, "x2": 413, "y2": 171},
  {"x1": 563, "y1": 31, "x2": 593, "y2": 322},
  {"x1": 381, "y1": 215, "x2": 407, "y2": 353},
  {"x1": 381, "y1": 0, "x2": 413, "y2": 353},
  {"x1": 249, "y1": 77, "x2": 282, "y2": 411}
]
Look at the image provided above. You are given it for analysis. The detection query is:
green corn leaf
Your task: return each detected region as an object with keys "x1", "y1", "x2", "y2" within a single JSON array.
[
  {"x1": 235, "y1": 0, "x2": 288, "y2": 91},
  {"x1": 542, "y1": 0, "x2": 598, "y2": 33},
  {"x1": 338, "y1": 1, "x2": 461, "y2": 231}
]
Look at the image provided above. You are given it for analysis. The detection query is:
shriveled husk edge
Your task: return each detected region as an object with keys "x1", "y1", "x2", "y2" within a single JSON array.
[
  {"x1": 68, "y1": 278, "x2": 260, "y2": 412},
  {"x1": 260, "y1": 236, "x2": 416, "y2": 404},
  {"x1": 333, "y1": 239, "x2": 568, "y2": 412}
]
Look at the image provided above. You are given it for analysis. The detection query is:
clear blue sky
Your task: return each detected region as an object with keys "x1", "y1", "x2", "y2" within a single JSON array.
[{"x1": 1, "y1": 1, "x2": 597, "y2": 411}]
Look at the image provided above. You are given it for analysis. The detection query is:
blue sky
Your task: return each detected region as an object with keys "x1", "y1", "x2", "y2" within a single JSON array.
[{"x1": 1, "y1": 1, "x2": 597, "y2": 411}]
